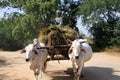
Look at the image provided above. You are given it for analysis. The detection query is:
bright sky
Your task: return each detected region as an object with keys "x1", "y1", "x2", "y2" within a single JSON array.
[
  {"x1": 0, "y1": 7, "x2": 8, "y2": 18},
  {"x1": 0, "y1": 7, "x2": 90, "y2": 36},
  {"x1": 0, "y1": 6, "x2": 24, "y2": 18},
  {"x1": 76, "y1": 17, "x2": 90, "y2": 36}
]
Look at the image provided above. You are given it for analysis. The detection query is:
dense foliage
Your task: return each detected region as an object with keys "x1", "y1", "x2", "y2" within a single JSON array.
[
  {"x1": 0, "y1": 0, "x2": 120, "y2": 50},
  {"x1": 0, "y1": 18, "x2": 22, "y2": 50},
  {"x1": 79, "y1": 0, "x2": 120, "y2": 49},
  {"x1": 0, "y1": 0, "x2": 80, "y2": 50}
]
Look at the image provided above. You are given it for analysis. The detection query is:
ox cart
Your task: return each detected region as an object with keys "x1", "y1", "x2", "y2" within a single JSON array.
[
  {"x1": 21, "y1": 25, "x2": 89, "y2": 80},
  {"x1": 38, "y1": 25, "x2": 79, "y2": 60},
  {"x1": 37, "y1": 44, "x2": 71, "y2": 60}
]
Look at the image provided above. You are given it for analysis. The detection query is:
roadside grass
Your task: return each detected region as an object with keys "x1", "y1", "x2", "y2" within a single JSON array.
[{"x1": 104, "y1": 46, "x2": 120, "y2": 56}]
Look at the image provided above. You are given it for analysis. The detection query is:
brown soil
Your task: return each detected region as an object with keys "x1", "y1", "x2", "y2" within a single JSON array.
[{"x1": 0, "y1": 51, "x2": 120, "y2": 80}]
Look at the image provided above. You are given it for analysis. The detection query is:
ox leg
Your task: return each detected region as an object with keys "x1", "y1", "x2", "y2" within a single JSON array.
[
  {"x1": 35, "y1": 74, "x2": 38, "y2": 80},
  {"x1": 81, "y1": 66, "x2": 84, "y2": 78},
  {"x1": 72, "y1": 60, "x2": 78, "y2": 80},
  {"x1": 36, "y1": 67, "x2": 42, "y2": 78},
  {"x1": 34, "y1": 69, "x2": 39, "y2": 80},
  {"x1": 42, "y1": 61, "x2": 47, "y2": 74},
  {"x1": 37, "y1": 64, "x2": 45, "y2": 78},
  {"x1": 30, "y1": 65, "x2": 39, "y2": 80},
  {"x1": 77, "y1": 58, "x2": 84, "y2": 80},
  {"x1": 34, "y1": 62, "x2": 47, "y2": 80}
]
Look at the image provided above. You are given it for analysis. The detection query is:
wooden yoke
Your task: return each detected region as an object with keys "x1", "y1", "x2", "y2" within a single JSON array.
[{"x1": 37, "y1": 45, "x2": 70, "y2": 50}]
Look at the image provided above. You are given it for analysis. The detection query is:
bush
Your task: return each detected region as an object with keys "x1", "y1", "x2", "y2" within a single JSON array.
[{"x1": 105, "y1": 46, "x2": 120, "y2": 53}]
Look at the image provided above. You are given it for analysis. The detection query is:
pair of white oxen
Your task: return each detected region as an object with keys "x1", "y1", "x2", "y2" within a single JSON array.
[{"x1": 21, "y1": 39, "x2": 93, "y2": 80}]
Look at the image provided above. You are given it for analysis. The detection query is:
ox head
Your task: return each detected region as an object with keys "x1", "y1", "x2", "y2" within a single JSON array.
[
  {"x1": 21, "y1": 44, "x2": 37, "y2": 62},
  {"x1": 68, "y1": 39, "x2": 86, "y2": 59}
]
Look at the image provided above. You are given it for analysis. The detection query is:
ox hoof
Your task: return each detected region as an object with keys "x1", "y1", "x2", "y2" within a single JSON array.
[
  {"x1": 34, "y1": 72, "x2": 39, "y2": 76},
  {"x1": 80, "y1": 74, "x2": 84, "y2": 78},
  {"x1": 74, "y1": 74, "x2": 84, "y2": 80}
]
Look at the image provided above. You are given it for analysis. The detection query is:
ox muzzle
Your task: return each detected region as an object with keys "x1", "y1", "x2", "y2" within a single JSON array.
[{"x1": 75, "y1": 56, "x2": 79, "y2": 59}]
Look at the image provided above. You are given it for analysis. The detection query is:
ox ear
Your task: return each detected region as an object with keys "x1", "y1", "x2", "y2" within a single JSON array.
[
  {"x1": 68, "y1": 48, "x2": 73, "y2": 54},
  {"x1": 20, "y1": 49, "x2": 26, "y2": 53},
  {"x1": 81, "y1": 48, "x2": 86, "y2": 53}
]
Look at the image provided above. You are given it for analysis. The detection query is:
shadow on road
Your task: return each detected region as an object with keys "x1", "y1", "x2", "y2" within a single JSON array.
[
  {"x1": 48, "y1": 66, "x2": 120, "y2": 80},
  {"x1": 0, "y1": 59, "x2": 11, "y2": 68},
  {"x1": 47, "y1": 69, "x2": 73, "y2": 80},
  {"x1": 84, "y1": 66, "x2": 120, "y2": 80},
  {"x1": 0, "y1": 59, "x2": 11, "y2": 80},
  {"x1": 0, "y1": 73, "x2": 9, "y2": 80}
]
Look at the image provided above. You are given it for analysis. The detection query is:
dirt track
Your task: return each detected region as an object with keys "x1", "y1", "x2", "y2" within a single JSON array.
[{"x1": 0, "y1": 51, "x2": 120, "y2": 80}]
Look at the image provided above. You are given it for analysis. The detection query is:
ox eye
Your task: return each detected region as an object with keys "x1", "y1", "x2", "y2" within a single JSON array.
[
  {"x1": 32, "y1": 50, "x2": 34, "y2": 52},
  {"x1": 32, "y1": 49, "x2": 38, "y2": 54},
  {"x1": 71, "y1": 47, "x2": 73, "y2": 49},
  {"x1": 80, "y1": 44, "x2": 83, "y2": 48}
]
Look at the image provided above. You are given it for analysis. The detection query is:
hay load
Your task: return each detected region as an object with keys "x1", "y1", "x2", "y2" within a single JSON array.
[{"x1": 38, "y1": 25, "x2": 78, "y2": 59}]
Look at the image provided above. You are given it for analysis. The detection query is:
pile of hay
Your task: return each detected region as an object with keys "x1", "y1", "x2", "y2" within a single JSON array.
[{"x1": 38, "y1": 25, "x2": 78, "y2": 59}]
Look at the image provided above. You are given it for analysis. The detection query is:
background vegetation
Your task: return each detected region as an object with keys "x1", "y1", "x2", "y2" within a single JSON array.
[{"x1": 0, "y1": 0, "x2": 120, "y2": 52}]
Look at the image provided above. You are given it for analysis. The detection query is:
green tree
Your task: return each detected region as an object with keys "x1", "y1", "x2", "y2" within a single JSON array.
[
  {"x1": 60, "y1": 0, "x2": 80, "y2": 30},
  {"x1": 0, "y1": 0, "x2": 80, "y2": 49},
  {"x1": 0, "y1": 0, "x2": 59, "y2": 46},
  {"x1": 78, "y1": 0, "x2": 120, "y2": 49},
  {"x1": 0, "y1": 18, "x2": 22, "y2": 50},
  {"x1": 1, "y1": 0, "x2": 119, "y2": 50}
]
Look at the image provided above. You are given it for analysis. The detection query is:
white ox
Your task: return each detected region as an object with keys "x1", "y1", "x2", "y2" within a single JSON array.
[
  {"x1": 68, "y1": 39, "x2": 93, "y2": 80},
  {"x1": 21, "y1": 42, "x2": 48, "y2": 80}
]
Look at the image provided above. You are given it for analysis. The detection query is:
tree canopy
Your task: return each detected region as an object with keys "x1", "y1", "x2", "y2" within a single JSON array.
[
  {"x1": 78, "y1": 0, "x2": 120, "y2": 49},
  {"x1": 0, "y1": 0, "x2": 120, "y2": 50},
  {"x1": 0, "y1": 0, "x2": 80, "y2": 50}
]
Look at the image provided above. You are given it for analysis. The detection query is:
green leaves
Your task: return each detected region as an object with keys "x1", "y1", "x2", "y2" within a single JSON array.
[
  {"x1": 0, "y1": 0, "x2": 119, "y2": 50},
  {"x1": 79, "y1": 0, "x2": 120, "y2": 48},
  {"x1": 0, "y1": 0, "x2": 9, "y2": 8}
]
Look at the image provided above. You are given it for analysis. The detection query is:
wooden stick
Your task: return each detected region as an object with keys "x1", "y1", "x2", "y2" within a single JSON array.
[{"x1": 37, "y1": 45, "x2": 71, "y2": 50}]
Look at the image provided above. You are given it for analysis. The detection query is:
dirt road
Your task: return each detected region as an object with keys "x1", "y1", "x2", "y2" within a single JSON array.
[{"x1": 0, "y1": 51, "x2": 120, "y2": 80}]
